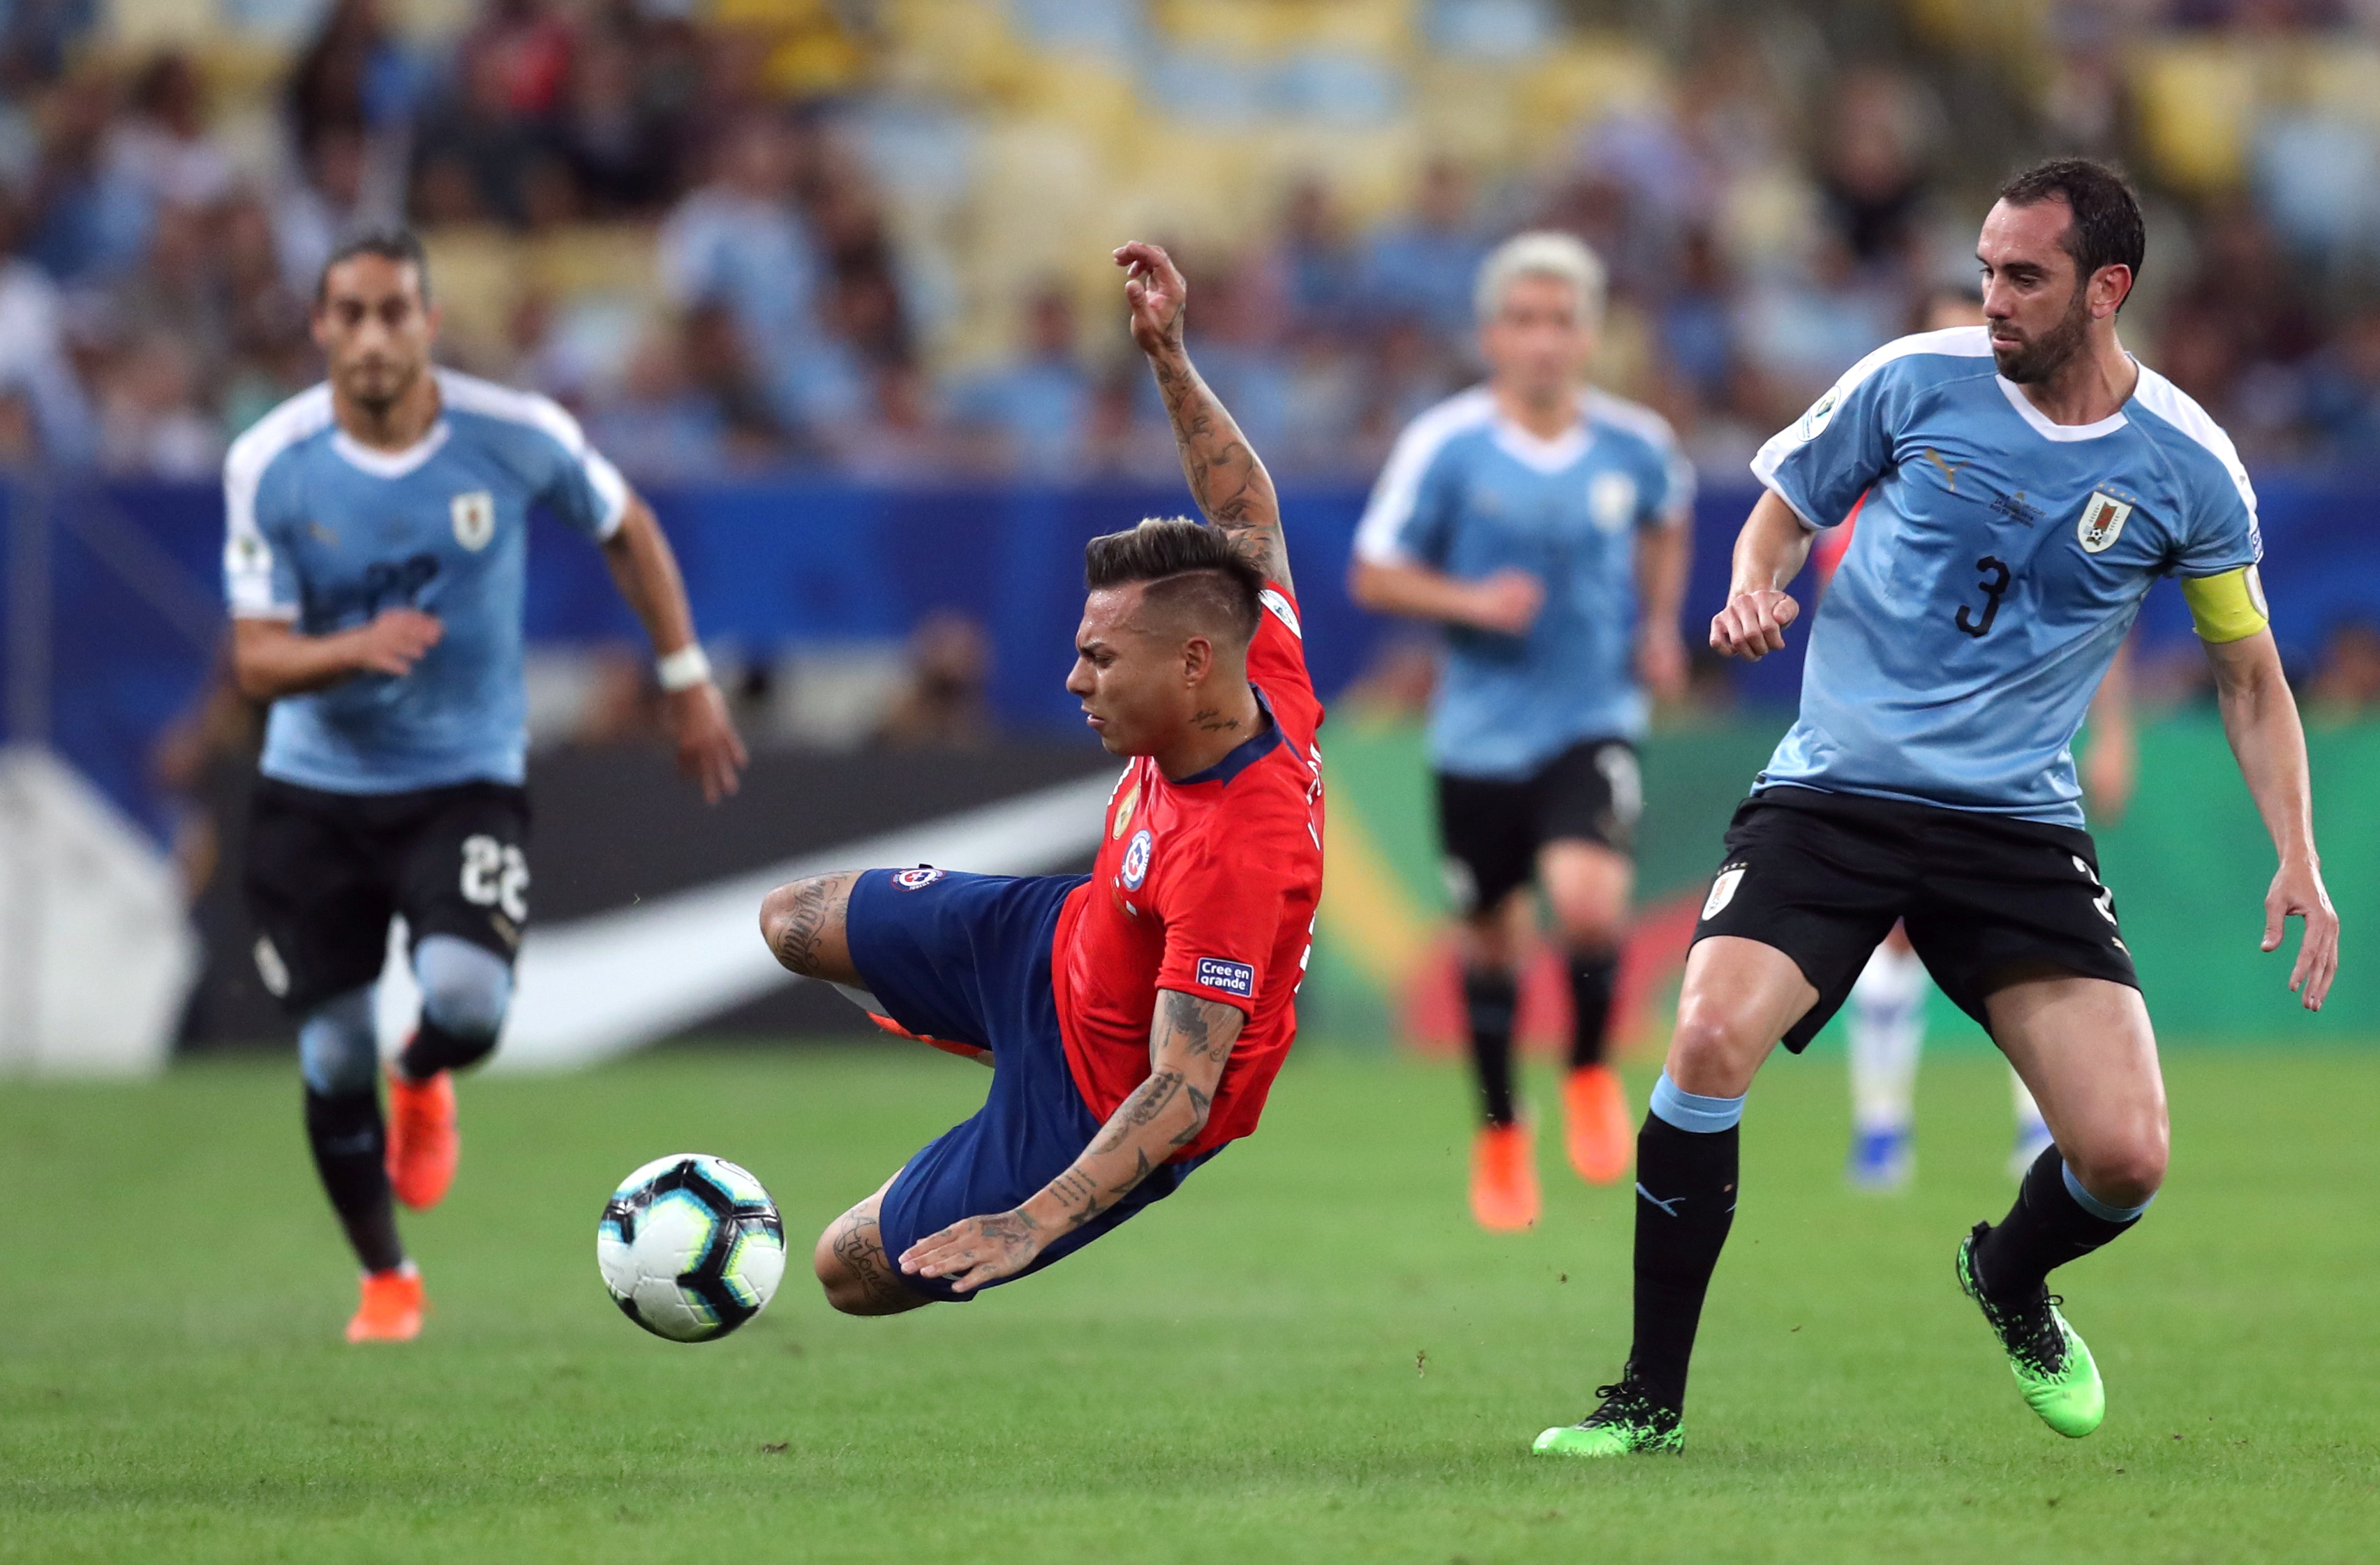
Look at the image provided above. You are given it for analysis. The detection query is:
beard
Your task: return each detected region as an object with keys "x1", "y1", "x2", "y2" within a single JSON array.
[
  {"x1": 339, "y1": 352, "x2": 421, "y2": 416},
  {"x1": 1991, "y1": 283, "x2": 2092, "y2": 384}
]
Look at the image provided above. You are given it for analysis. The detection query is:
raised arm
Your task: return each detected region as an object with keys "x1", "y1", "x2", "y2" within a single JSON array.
[
  {"x1": 600, "y1": 493, "x2": 747, "y2": 802},
  {"x1": 1709, "y1": 489, "x2": 1815, "y2": 661},
  {"x1": 2203, "y1": 627, "x2": 2338, "y2": 1010},
  {"x1": 897, "y1": 988, "x2": 1242, "y2": 1294},
  {"x1": 1115, "y1": 240, "x2": 1291, "y2": 591}
]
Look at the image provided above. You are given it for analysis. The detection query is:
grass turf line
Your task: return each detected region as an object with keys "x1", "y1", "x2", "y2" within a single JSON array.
[{"x1": 0, "y1": 1045, "x2": 2373, "y2": 1564}]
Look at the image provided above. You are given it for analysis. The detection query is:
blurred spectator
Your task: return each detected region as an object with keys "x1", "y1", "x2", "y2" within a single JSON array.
[
  {"x1": 836, "y1": 363, "x2": 950, "y2": 481},
  {"x1": 946, "y1": 284, "x2": 1090, "y2": 477},
  {"x1": 97, "y1": 200, "x2": 230, "y2": 381},
  {"x1": 1251, "y1": 177, "x2": 1357, "y2": 342},
  {"x1": 1817, "y1": 66, "x2": 1933, "y2": 267},
  {"x1": 410, "y1": 25, "x2": 560, "y2": 227},
  {"x1": 2307, "y1": 620, "x2": 2380, "y2": 719},
  {"x1": 658, "y1": 110, "x2": 858, "y2": 434},
  {"x1": 556, "y1": 23, "x2": 676, "y2": 216},
  {"x1": 285, "y1": 0, "x2": 419, "y2": 155},
  {"x1": 2300, "y1": 306, "x2": 2380, "y2": 465},
  {"x1": 20, "y1": 65, "x2": 151, "y2": 281},
  {"x1": 583, "y1": 317, "x2": 729, "y2": 481},
  {"x1": 1182, "y1": 260, "x2": 1293, "y2": 456},
  {"x1": 1358, "y1": 159, "x2": 1491, "y2": 341},
  {"x1": 105, "y1": 52, "x2": 233, "y2": 215},
  {"x1": 273, "y1": 126, "x2": 378, "y2": 291},
  {"x1": 95, "y1": 331, "x2": 218, "y2": 477},
  {"x1": 0, "y1": 188, "x2": 94, "y2": 462},
  {"x1": 873, "y1": 611, "x2": 992, "y2": 751}
]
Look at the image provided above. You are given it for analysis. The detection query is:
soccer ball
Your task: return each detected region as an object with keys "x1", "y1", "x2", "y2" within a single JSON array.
[{"x1": 597, "y1": 1153, "x2": 787, "y2": 1342}]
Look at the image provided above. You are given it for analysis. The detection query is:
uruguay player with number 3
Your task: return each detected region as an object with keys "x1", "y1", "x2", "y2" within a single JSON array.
[
  {"x1": 1533, "y1": 159, "x2": 2341, "y2": 1457},
  {"x1": 223, "y1": 230, "x2": 747, "y2": 1342},
  {"x1": 757, "y1": 241, "x2": 1325, "y2": 1312}
]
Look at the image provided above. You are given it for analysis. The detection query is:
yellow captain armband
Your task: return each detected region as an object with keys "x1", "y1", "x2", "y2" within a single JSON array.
[{"x1": 2180, "y1": 565, "x2": 2270, "y2": 643}]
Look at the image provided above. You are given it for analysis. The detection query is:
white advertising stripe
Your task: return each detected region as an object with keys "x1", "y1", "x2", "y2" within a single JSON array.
[{"x1": 466, "y1": 770, "x2": 1117, "y2": 1072}]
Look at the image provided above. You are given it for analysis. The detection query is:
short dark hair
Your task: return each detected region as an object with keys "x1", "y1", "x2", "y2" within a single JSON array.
[
  {"x1": 318, "y1": 227, "x2": 431, "y2": 303},
  {"x1": 1083, "y1": 517, "x2": 1263, "y2": 644},
  {"x1": 1995, "y1": 158, "x2": 2144, "y2": 299}
]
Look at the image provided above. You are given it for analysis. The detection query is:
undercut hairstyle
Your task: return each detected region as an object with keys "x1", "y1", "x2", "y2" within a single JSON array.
[
  {"x1": 1996, "y1": 158, "x2": 2144, "y2": 304},
  {"x1": 318, "y1": 227, "x2": 431, "y2": 304},
  {"x1": 1084, "y1": 517, "x2": 1265, "y2": 645},
  {"x1": 1473, "y1": 230, "x2": 1606, "y2": 327}
]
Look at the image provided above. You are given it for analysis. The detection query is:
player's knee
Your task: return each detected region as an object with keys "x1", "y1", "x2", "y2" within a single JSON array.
[
  {"x1": 298, "y1": 989, "x2": 380, "y2": 1095},
  {"x1": 2067, "y1": 1134, "x2": 2167, "y2": 1210},
  {"x1": 1667, "y1": 996, "x2": 1765, "y2": 1092},
  {"x1": 415, "y1": 935, "x2": 512, "y2": 1041}
]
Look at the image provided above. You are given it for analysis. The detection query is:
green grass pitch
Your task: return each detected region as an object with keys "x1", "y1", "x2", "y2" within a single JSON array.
[{"x1": 2, "y1": 1042, "x2": 2374, "y2": 1564}]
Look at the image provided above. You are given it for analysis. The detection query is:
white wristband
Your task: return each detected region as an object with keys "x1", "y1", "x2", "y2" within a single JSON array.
[{"x1": 656, "y1": 644, "x2": 713, "y2": 693}]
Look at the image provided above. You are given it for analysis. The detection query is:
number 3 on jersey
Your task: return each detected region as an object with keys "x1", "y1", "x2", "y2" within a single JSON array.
[
  {"x1": 1956, "y1": 554, "x2": 2011, "y2": 638},
  {"x1": 460, "y1": 834, "x2": 528, "y2": 924}
]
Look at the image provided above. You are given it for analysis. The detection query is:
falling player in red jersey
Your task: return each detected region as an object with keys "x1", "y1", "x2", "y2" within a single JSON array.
[{"x1": 756, "y1": 241, "x2": 1325, "y2": 1310}]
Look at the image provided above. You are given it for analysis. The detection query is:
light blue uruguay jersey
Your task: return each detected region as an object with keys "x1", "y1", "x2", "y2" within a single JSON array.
[
  {"x1": 1354, "y1": 385, "x2": 1693, "y2": 779},
  {"x1": 1754, "y1": 326, "x2": 2263, "y2": 826},
  {"x1": 223, "y1": 370, "x2": 630, "y2": 794}
]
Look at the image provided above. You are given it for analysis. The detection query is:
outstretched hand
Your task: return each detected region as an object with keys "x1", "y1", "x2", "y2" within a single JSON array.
[
  {"x1": 2263, "y1": 858, "x2": 2340, "y2": 1011},
  {"x1": 898, "y1": 1209, "x2": 1046, "y2": 1295},
  {"x1": 1115, "y1": 241, "x2": 1187, "y2": 358},
  {"x1": 665, "y1": 682, "x2": 747, "y2": 804}
]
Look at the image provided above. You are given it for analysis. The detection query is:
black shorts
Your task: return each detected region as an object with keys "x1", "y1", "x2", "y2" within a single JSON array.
[
  {"x1": 1434, "y1": 737, "x2": 1639, "y2": 914},
  {"x1": 1692, "y1": 787, "x2": 2138, "y2": 1053},
  {"x1": 244, "y1": 777, "x2": 531, "y2": 1016}
]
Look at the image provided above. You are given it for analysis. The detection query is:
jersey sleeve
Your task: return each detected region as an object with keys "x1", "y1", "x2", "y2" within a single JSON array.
[
  {"x1": 2168, "y1": 436, "x2": 2264, "y2": 578},
  {"x1": 1250, "y1": 583, "x2": 1321, "y2": 733},
  {"x1": 526, "y1": 398, "x2": 632, "y2": 541},
  {"x1": 1154, "y1": 828, "x2": 1300, "y2": 1017},
  {"x1": 222, "y1": 442, "x2": 300, "y2": 620},
  {"x1": 1353, "y1": 416, "x2": 1460, "y2": 567},
  {"x1": 1642, "y1": 434, "x2": 1696, "y2": 531},
  {"x1": 1750, "y1": 350, "x2": 1907, "y2": 531}
]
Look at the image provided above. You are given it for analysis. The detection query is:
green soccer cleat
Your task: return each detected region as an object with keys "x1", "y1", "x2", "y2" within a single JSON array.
[
  {"x1": 1531, "y1": 1377, "x2": 1684, "y2": 1458},
  {"x1": 1956, "y1": 1221, "x2": 2105, "y2": 1439}
]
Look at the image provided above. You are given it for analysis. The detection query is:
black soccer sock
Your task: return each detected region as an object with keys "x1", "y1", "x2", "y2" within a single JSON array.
[
  {"x1": 304, "y1": 1087, "x2": 405, "y2": 1274},
  {"x1": 397, "y1": 1017, "x2": 498, "y2": 1081},
  {"x1": 1628, "y1": 1084, "x2": 1744, "y2": 1413},
  {"x1": 1463, "y1": 966, "x2": 1521, "y2": 1126},
  {"x1": 1975, "y1": 1147, "x2": 2146, "y2": 1304},
  {"x1": 1565, "y1": 950, "x2": 1619, "y2": 1070}
]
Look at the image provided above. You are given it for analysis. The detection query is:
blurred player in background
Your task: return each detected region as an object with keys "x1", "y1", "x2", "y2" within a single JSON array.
[
  {"x1": 757, "y1": 242, "x2": 1325, "y2": 1310},
  {"x1": 1535, "y1": 159, "x2": 2337, "y2": 1458},
  {"x1": 223, "y1": 230, "x2": 746, "y2": 1342},
  {"x1": 1350, "y1": 232, "x2": 1690, "y2": 1229},
  {"x1": 1834, "y1": 285, "x2": 2134, "y2": 1192}
]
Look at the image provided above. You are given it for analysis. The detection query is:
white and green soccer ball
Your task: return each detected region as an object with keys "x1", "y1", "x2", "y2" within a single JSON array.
[{"x1": 597, "y1": 1154, "x2": 787, "y2": 1342}]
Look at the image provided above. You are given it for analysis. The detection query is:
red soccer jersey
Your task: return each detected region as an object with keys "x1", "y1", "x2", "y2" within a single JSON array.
[{"x1": 1050, "y1": 581, "x2": 1326, "y2": 1162}]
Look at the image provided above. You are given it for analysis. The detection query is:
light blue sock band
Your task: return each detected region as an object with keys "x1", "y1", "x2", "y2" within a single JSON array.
[
  {"x1": 2062, "y1": 1162, "x2": 2152, "y2": 1223},
  {"x1": 1649, "y1": 1072, "x2": 1746, "y2": 1134}
]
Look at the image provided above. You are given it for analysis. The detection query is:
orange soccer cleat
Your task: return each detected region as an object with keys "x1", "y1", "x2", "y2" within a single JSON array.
[
  {"x1": 385, "y1": 1065, "x2": 459, "y2": 1211},
  {"x1": 1471, "y1": 1121, "x2": 1540, "y2": 1231},
  {"x1": 346, "y1": 1264, "x2": 426, "y2": 1343},
  {"x1": 1563, "y1": 1064, "x2": 1635, "y2": 1186}
]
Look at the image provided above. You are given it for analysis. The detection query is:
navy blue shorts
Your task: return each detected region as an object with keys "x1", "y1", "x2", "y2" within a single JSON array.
[{"x1": 847, "y1": 868, "x2": 1210, "y2": 1303}]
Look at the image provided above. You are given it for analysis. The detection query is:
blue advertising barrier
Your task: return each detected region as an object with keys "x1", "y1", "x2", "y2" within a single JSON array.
[{"x1": 3, "y1": 470, "x2": 2372, "y2": 841}]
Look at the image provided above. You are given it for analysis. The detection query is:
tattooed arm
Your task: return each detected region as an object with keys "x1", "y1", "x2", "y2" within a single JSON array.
[
  {"x1": 1114, "y1": 239, "x2": 1292, "y2": 592},
  {"x1": 897, "y1": 987, "x2": 1244, "y2": 1293}
]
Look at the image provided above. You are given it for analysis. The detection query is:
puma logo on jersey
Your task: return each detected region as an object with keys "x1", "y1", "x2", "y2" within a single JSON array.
[{"x1": 1923, "y1": 447, "x2": 1970, "y2": 491}]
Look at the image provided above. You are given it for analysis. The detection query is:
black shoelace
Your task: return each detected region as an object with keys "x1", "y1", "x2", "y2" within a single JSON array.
[{"x1": 1984, "y1": 1289, "x2": 2069, "y2": 1377}]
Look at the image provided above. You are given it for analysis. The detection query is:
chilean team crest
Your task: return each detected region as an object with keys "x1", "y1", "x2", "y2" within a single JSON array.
[
  {"x1": 452, "y1": 490, "x2": 496, "y2": 551},
  {"x1": 1120, "y1": 828, "x2": 1153, "y2": 891},
  {"x1": 893, "y1": 867, "x2": 946, "y2": 890},
  {"x1": 2076, "y1": 490, "x2": 2133, "y2": 555}
]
